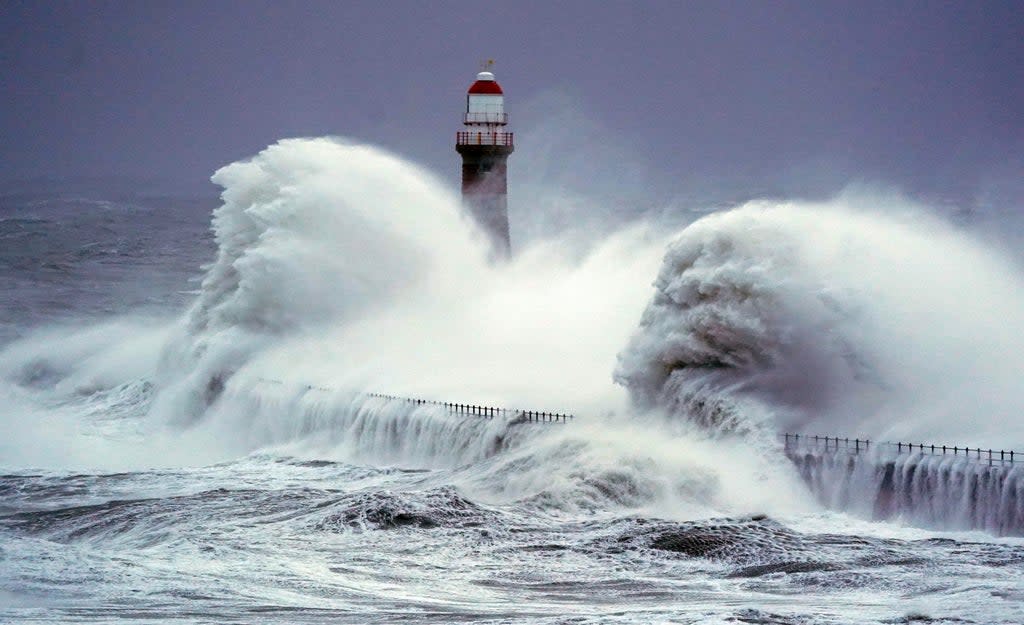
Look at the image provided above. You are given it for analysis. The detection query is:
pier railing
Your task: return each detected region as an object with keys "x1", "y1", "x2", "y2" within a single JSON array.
[
  {"x1": 783, "y1": 433, "x2": 1021, "y2": 466},
  {"x1": 260, "y1": 380, "x2": 1019, "y2": 461},
  {"x1": 364, "y1": 393, "x2": 573, "y2": 423},
  {"x1": 260, "y1": 380, "x2": 571, "y2": 423}
]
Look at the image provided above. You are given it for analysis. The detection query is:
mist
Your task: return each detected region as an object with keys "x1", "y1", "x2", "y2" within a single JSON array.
[
  {"x1": 4, "y1": 137, "x2": 1022, "y2": 514},
  {"x1": 616, "y1": 191, "x2": 1024, "y2": 450}
]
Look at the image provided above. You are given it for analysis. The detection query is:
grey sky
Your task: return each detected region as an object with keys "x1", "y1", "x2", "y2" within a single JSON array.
[{"x1": 2, "y1": 1, "x2": 1020, "y2": 206}]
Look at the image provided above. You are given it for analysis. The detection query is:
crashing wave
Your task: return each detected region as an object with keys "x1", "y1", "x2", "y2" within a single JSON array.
[{"x1": 615, "y1": 198, "x2": 1024, "y2": 450}]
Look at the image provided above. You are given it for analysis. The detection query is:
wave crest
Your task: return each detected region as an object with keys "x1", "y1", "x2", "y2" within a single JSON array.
[{"x1": 616, "y1": 197, "x2": 1024, "y2": 448}]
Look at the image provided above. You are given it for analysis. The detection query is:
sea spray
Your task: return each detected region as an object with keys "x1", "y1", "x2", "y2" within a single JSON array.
[
  {"x1": 5, "y1": 148, "x2": 1024, "y2": 624},
  {"x1": 615, "y1": 195, "x2": 1024, "y2": 451},
  {"x1": 151, "y1": 137, "x2": 491, "y2": 423},
  {"x1": 4, "y1": 138, "x2": 1023, "y2": 533},
  {"x1": 0, "y1": 139, "x2": 670, "y2": 482},
  {"x1": 150, "y1": 137, "x2": 669, "y2": 428}
]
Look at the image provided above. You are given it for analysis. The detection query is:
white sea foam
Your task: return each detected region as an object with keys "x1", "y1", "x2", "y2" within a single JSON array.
[
  {"x1": 615, "y1": 194, "x2": 1024, "y2": 450},
  {"x1": 3, "y1": 138, "x2": 1023, "y2": 530}
]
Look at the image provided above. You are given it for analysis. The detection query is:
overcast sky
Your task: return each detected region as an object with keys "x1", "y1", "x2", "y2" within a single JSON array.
[{"x1": 2, "y1": 1, "x2": 1021, "y2": 208}]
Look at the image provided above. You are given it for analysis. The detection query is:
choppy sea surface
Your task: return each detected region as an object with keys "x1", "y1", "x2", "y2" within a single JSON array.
[{"x1": 2, "y1": 150, "x2": 1023, "y2": 625}]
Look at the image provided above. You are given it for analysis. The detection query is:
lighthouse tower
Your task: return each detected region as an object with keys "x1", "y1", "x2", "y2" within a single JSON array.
[{"x1": 456, "y1": 67, "x2": 514, "y2": 257}]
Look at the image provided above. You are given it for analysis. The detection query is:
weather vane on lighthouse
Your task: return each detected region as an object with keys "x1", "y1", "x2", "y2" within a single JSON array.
[{"x1": 456, "y1": 62, "x2": 514, "y2": 258}]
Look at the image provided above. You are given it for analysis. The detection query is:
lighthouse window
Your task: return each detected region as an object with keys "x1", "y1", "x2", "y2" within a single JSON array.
[
  {"x1": 468, "y1": 95, "x2": 503, "y2": 113},
  {"x1": 480, "y1": 163, "x2": 493, "y2": 173}
]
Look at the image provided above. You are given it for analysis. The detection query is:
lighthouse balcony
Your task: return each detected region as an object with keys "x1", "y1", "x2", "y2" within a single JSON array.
[
  {"x1": 456, "y1": 131, "x2": 514, "y2": 147},
  {"x1": 464, "y1": 112, "x2": 508, "y2": 124}
]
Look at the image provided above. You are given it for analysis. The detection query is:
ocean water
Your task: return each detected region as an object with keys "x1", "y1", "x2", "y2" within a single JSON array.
[{"x1": 1, "y1": 138, "x2": 1023, "y2": 624}]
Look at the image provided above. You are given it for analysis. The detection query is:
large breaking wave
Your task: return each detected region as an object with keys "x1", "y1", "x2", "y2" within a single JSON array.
[
  {"x1": 2, "y1": 137, "x2": 1023, "y2": 530},
  {"x1": 615, "y1": 199, "x2": 1024, "y2": 451}
]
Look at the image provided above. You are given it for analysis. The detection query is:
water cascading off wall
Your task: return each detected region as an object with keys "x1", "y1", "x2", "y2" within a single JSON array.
[{"x1": 785, "y1": 443, "x2": 1024, "y2": 536}]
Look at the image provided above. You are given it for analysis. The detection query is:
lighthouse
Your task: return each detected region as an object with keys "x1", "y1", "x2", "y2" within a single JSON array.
[{"x1": 456, "y1": 66, "x2": 514, "y2": 258}]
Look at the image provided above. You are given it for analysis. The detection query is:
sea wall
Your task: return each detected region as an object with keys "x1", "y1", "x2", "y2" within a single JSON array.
[{"x1": 786, "y1": 439, "x2": 1024, "y2": 536}]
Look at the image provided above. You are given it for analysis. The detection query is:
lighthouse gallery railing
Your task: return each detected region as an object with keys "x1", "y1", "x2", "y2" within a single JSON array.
[{"x1": 456, "y1": 131, "x2": 514, "y2": 147}]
